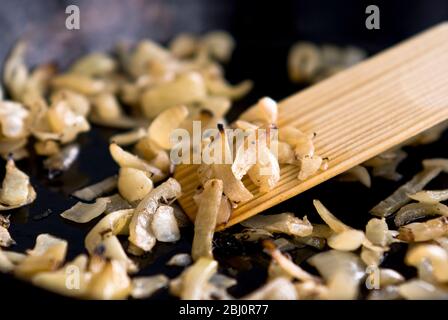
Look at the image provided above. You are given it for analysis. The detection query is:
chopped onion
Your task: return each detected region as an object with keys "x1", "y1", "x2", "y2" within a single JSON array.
[
  {"x1": 244, "y1": 277, "x2": 298, "y2": 300},
  {"x1": 109, "y1": 143, "x2": 164, "y2": 182},
  {"x1": 192, "y1": 179, "x2": 223, "y2": 260},
  {"x1": 327, "y1": 229, "x2": 365, "y2": 251},
  {"x1": 0, "y1": 225, "x2": 14, "y2": 247},
  {"x1": 70, "y1": 52, "x2": 116, "y2": 77},
  {"x1": 313, "y1": 200, "x2": 350, "y2": 233},
  {"x1": 0, "y1": 248, "x2": 15, "y2": 272},
  {"x1": 240, "y1": 97, "x2": 278, "y2": 125},
  {"x1": 148, "y1": 105, "x2": 189, "y2": 150},
  {"x1": 0, "y1": 101, "x2": 29, "y2": 138},
  {"x1": 72, "y1": 175, "x2": 118, "y2": 201},
  {"x1": 338, "y1": 165, "x2": 371, "y2": 188},
  {"x1": 398, "y1": 279, "x2": 448, "y2": 299},
  {"x1": 242, "y1": 212, "x2": 313, "y2": 237},
  {"x1": 398, "y1": 216, "x2": 448, "y2": 242},
  {"x1": 110, "y1": 128, "x2": 146, "y2": 146},
  {"x1": 379, "y1": 268, "x2": 405, "y2": 286},
  {"x1": 394, "y1": 202, "x2": 448, "y2": 227},
  {"x1": 308, "y1": 250, "x2": 365, "y2": 300},
  {"x1": 405, "y1": 244, "x2": 448, "y2": 282},
  {"x1": 15, "y1": 234, "x2": 68, "y2": 279},
  {"x1": 370, "y1": 166, "x2": 441, "y2": 217},
  {"x1": 264, "y1": 240, "x2": 317, "y2": 282},
  {"x1": 201, "y1": 31, "x2": 235, "y2": 62},
  {"x1": 99, "y1": 234, "x2": 136, "y2": 272},
  {"x1": 131, "y1": 275, "x2": 169, "y2": 299},
  {"x1": 247, "y1": 145, "x2": 280, "y2": 193},
  {"x1": 51, "y1": 73, "x2": 105, "y2": 95},
  {"x1": 141, "y1": 72, "x2": 206, "y2": 119},
  {"x1": 61, "y1": 197, "x2": 110, "y2": 223},
  {"x1": 180, "y1": 257, "x2": 218, "y2": 300},
  {"x1": 167, "y1": 253, "x2": 192, "y2": 267},
  {"x1": 151, "y1": 205, "x2": 180, "y2": 243},
  {"x1": 118, "y1": 167, "x2": 154, "y2": 203},
  {"x1": 0, "y1": 159, "x2": 36, "y2": 209},
  {"x1": 129, "y1": 178, "x2": 181, "y2": 252},
  {"x1": 211, "y1": 164, "x2": 253, "y2": 204},
  {"x1": 85, "y1": 209, "x2": 134, "y2": 254},
  {"x1": 50, "y1": 89, "x2": 91, "y2": 116},
  {"x1": 169, "y1": 33, "x2": 198, "y2": 58},
  {"x1": 409, "y1": 190, "x2": 448, "y2": 204},
  {"x1": 47, "y1": 101, "x2": 90, "y2": 143},
  {"x1": 86, "y1": 259, "x2": 131, "y2": 300},
  {"x1": 365, "y1": 218, "x2": 395, "y2": 247}
]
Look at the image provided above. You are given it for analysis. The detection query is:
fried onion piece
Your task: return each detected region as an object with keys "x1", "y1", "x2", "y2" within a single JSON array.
[
  {"x1": 308, "y1": 250, "x2": 365, "y2": 300},
  {"x1": 109, "y1": 143, "x2": 165, "y2": 182},
  {"x1": 128, "y1": 178, "x2": 181, "y2": 252},
  {"x1": 72, "y1": 175, "x2": 118, "y2": 201},
  {"x1": 148, "y1": 105, "x2": 189, "y2": 150},
  {"x1": 179, "y1": 257, "x2": 218, "y2": 300},
  {"x1": 398, "y1": 217, "x2": 448, "y2": 242},
  {"x1": 394, "y1": 202, "x2": 448, "y2": 227},
  {"x1": 85, "y1": 209, "x2": 134, "y2": 254},
  {"x1": 406, "y1": 244, "x2": 448, "y2": 283},
  {"x1": 0, "y1": 159, "x2": 36, "y2": 209},
  {"x1": 15, "y1": 234, "x2": 68, "y2": 279},
  {"x1": 118, "y1": 167, "x2": 154, "y2": 203},
  {"x1": 60, "y1": 197, "x2": 110, "y2": 223},
  {"x1": 338, "y1": 165, "x2": 371, "y2": 188},
  {"x1": 151, "y1": 205, "x2": 180, "y2": 243},
  {"x1": 86, "y1": 259, "x2": 131, "y2": 300},
  {"x1": 242, "y1": 212, "x2": 313, "y2": 237},
  {"x1": 192, "y1": 179, "x2": 223, "y2": 261},
  {"x1": 409, "y1": 190, "x2": 448, "y2": 204},
  {"x1": 370, "y1": 165, "x2": 442, "y2": 217}
]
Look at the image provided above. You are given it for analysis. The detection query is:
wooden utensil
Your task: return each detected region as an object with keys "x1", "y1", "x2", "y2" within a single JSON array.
[{"x1": 174, "y1": 22, "x2": 448, "y2": 230}]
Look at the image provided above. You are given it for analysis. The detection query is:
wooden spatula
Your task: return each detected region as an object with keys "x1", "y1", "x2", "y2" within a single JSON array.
[{"x1": 174, "y1": 22, "x2": 448, "y2": 230}]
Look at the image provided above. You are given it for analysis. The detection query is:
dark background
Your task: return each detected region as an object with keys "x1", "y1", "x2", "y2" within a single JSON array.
[{"x1": 1, "y1": 0, "x2": 448, "y2": 301}]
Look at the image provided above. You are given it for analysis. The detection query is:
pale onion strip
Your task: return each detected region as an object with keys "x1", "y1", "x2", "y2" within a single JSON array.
[
  {"x1": 128, "y1": 178, "x2": 181, "y2": 252},
  {"x1": 313, "y1": 200, "x2": 350, "y2": 233},
  {"x1": 86, "y1": 259, "x2": 131, "y2": 299},
  {"x1": 405, "y1": 244, "x2": 448, "y2": 282},
  {"x1": 148, "y1": 105, "x2": 189, "y2": 150},
  {"x1": 180, "y1": 257, "x2": 218, "y2": 300},
  {"x1": 61, "y1": 197, "x2": 110, "y2": 223},
  {"x1": 166, "y1": 253, "x2": 192, "y2": 267},
  {"x1": 241, "y1": 212, "x2": 313, "y2": 237},
  {"x1": 211, "y1": 164, "x2": 253, "y2": 204},
  {"x1": 394, "y1": 202, "x2": 448, "y2": 227},
  {"x1": 264, "y1": 240, "x2": 317, "y2": 282},
  {"x1": 110, "y1": 128, "x2": 146, "y2": 146},
  {"x1": 85, "y1": 209, "x2": 134, "y2": 254},
  {"x1": 201, "y1": 31, "x2": 235, "y2": 62},
  {"x1": 398, "y1": 216, "x2": 448, "y2": 242},
  {"x1": 192, "y1": 179, "x2": 223, "y2": 261},
  {"x1": 338, "y1": 165, "x2": 371, "y2": 188},
  {"x1": 3, "y1": 40, "x2": 29, "y2": 100},
  {"x1": 70, "y1": 52, "x2": 116, "y2": 77},
  {"x1": 131, "y1": 275, "x2": 169, "y2": 299},
  {"x1": 72, "y1": 175, "x2": 118, "y2": 201},
  {"x1": 244, "y1": 277, "x2": 298, "y2": 300},
  {"x1": 141, "y1": 72, "x2": 206, "y2": 119},
  {"x1": 308, "y1": 250, "x2": 365, "y2": 300},
  {"x1": 118, "y1": 167, "x2": 154, "y2": 203},
  {"x1": 109, "y1": 143, "x2": 165, "y2": 182},
  {"x1": 239, "y1": 97, "x2": 278, "y2": 125},
  {"x1": 370, "y1": 166, "x2": 442, "y2": 217},
  {"x1": 379, "y1": 269, "x2": 405, "y2": 287},
  {"x1": 327, "y1": 229, "x2": 365, "y2": 251},
  {"x1": 409, "y1": 190, "x2": 448, "y2": 204},
  {"x1": 50, "y1": 73, "x2": 105, "y2": 95},
  {"x1": 151, "y1": 205, "x2": 180, "y2": 242},
  {"x1": 398, "y1": 279, "x2": 448, "y2": 299}
]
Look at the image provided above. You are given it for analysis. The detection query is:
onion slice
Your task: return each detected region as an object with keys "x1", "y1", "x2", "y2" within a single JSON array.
[
  {"x1": 72, "y1": 176, "x2": 118, "y2": 201},
  {"x1": 61, "y1": 198, "x2": 110, "y2": 223}
]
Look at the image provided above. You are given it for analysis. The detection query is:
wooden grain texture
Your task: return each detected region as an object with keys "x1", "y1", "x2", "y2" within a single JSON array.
[{"x1": 174, "y1": 22, "x2": 448, "y2": 230}]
